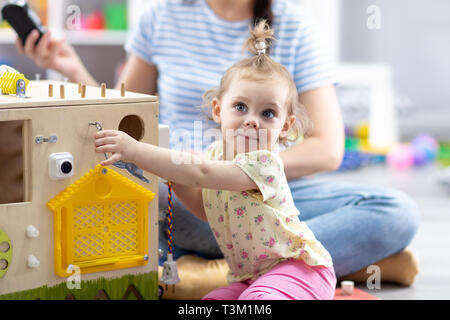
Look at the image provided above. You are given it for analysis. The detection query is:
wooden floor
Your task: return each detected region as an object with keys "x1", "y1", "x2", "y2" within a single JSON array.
[{"x1": 321, "y1": 163, "x2": 450, "y2": 300}]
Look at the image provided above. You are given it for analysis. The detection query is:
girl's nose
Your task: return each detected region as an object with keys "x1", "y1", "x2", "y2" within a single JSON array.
[{"x1": 243, "y1": 118, "x2": 259, "y2": 129}]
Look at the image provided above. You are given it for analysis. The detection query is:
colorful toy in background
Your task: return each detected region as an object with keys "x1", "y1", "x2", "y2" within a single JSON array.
[
  {"x1": 29, "y1": 0, "x2": 47, "y2": 26},
  {"x1": 437, "y1": 143, "x2": 450, "y2": 167},
  {"x1": 0, "y1": 20, "x2": 9, "y2": 29},
  {"x1": 387, "y1": 134, "x2": 439, "y2": 171},
  {"x1": 77, "y1": 3, "x2": 127, "y2": 31},
  {"x1": 338, "y1": 137, "x2": 386, "y2": 171},
  {"x1": 0, "y1": 0, "x2": 47, "y2": 29},
  {"x1": 339, "y1": 121, "x2": 444, "y2": 172},
  {"x1": 104, "y1": 3, "x2": 127, "y2": 30},
  {"x1": 436, "y1": 144, "x2": 450, "y2": 192},
  {"x1": 1, "y1": 1, "x2": 126, "y2": 31},
  {"x1": 83, "y1": 10, "x2": 105, "y2": 30},
  {"x1": 411, "y1": 134, "x2": 439, "y2": 166},
  {"x1": 338, "y1": 122, "x2": 387, "y2": 171}
]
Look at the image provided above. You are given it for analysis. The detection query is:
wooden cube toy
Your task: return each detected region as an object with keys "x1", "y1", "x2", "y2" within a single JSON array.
[{"x1": 0, "y1": 81, "x2": 159, "y2": 300}]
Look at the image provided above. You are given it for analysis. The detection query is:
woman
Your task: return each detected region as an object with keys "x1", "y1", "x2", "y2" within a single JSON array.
[{"x1": 17, "y1": 0, "x2": 420, "y2": 286}]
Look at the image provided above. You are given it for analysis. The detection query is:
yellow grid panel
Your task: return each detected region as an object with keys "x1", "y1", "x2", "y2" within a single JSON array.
[
  {"x1": 47, "y1": 165, "x2": 155, "y2": 277},
  {"x1": 72, "y1": 201, "x2": 138, "y2": 262}
]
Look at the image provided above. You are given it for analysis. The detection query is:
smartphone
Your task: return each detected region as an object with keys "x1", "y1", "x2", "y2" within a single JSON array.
[{"x1": 1, "y1": 0, "x2": 47, "y2": 46}]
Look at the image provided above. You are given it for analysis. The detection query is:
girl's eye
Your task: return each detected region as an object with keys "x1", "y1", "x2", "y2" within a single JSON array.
[
  {"x1": 262, "y1": 109, "x2": 275, "y2": 119},
  {"x1": 234, "y1": 103, "x2": 247, "y2": 112}
]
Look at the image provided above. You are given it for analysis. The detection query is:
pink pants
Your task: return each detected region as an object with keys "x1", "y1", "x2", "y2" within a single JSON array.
[{"x1": 203, "y1": 259, "x2": 336, "y2": 300}]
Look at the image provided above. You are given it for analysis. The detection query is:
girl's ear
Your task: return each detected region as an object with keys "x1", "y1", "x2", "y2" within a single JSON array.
[
  {"x1": 280, "y1": 115, "x2": 296, "y2": 138},
  {"x1": 212, "y1": 98, "x2": 221, "y2": 124}
]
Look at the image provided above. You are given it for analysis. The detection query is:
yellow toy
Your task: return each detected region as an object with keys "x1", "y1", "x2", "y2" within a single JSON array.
[
  {"x1": 47, "y1": 164, "x2": 155, "y2": 277},
  {"x1": 0, "y1": 229, "x2": 12, "y2": 280},
  {"x1": 0, "y1": 80, "x2": 160, "y2": 300},
  {"x1": 0, "y1": 72, "x2": 29, "y2": 97}
]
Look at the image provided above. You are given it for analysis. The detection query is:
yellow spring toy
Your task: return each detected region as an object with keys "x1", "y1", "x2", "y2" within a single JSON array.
[{"x1": 0, "y1": 72, "x2": 29, "y2": 97}]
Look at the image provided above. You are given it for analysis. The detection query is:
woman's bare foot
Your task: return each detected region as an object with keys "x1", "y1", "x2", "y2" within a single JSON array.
[{"x1": 339, "y1": 248, "x2": 419, "y2": 286}]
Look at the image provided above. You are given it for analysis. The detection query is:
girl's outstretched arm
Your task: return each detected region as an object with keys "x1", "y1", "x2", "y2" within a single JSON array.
[{"x1": 94, "y1": 130, "x2": 257, "y2": 192}]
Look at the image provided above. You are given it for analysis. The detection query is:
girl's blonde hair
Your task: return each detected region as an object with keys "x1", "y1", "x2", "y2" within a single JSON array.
[{"x1": 201, "y1": 20, "x2": 311, "y2": 146}]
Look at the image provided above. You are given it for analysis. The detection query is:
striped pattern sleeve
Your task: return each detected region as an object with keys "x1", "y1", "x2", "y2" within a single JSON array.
[
  {"x1": 270, "y1": 1, "x2": 337, "y2": 94},
  {"x1": 124, "y1": 0, "x2": 161, "y2": 65},
  {"x1": 291, "y1": 14, "x2": 337, "y2": 93}
]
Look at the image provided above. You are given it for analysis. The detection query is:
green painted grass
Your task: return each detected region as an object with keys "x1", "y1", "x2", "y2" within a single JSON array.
[{"x1": 0, "y1": 271, "x2": 158, "y2": 300}]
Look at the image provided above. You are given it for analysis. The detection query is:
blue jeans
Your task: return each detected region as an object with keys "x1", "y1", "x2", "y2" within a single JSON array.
[{"x1": 158, "y1": 177, "x2": 421, "y2": 278}]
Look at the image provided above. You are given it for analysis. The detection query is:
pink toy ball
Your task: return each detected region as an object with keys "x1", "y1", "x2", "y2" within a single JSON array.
[
  {"x1": 387, "y1": 144, "x2": 414, "y2": 171},
  {"x1": 411, "y1": 134, "x2": 439, "y2": 166}
]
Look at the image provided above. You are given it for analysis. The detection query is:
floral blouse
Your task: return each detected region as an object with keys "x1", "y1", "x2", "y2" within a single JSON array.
[{"x1": 201, "y1": 141, "x2": 333, "y2": 283}]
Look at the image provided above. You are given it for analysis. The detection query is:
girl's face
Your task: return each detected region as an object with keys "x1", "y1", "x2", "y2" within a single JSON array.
[{"x1": 212, "y1": 77, "x2": 296, "y2": 158}]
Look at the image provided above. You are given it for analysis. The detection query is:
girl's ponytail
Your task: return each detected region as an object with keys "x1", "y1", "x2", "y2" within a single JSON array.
[
  {"x1": 243, "y1": 19, "x2": 274, "y2": 58},
  {"x1": 252, "y1": 0, "x2": 274, "y2": 28}
]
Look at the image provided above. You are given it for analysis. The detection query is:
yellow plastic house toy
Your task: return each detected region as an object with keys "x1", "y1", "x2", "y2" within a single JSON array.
[{"x1": 47, "y1": 164, "x2": 155, "y2": 277}]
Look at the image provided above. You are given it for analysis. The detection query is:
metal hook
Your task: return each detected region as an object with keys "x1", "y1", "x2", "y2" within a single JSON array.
[
  {"x1": 89, "y1": 121, "x2": 103, "y2": 132},
  {"x1": 89, "y1": 122, "x2": 108, "y2": 160},
  {"x1": 89, "y1": 121, "x2": 149, "y2": 183}
]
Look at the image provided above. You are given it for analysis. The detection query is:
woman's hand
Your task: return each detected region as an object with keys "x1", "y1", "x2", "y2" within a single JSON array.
[
  {"x1": 280, "y1": 85, "x2": 345, "y2": 179},
  {"x1": 16, "y1": 29, "x2": 97, "y2": 85},
  {"x1": 94, "y1": 130, "x2": 140, "y2": 166}
]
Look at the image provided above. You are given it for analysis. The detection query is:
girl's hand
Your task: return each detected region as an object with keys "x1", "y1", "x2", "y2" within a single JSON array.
[{"x1": 94, "y1": 130, "x2": 139, "y2": 166}]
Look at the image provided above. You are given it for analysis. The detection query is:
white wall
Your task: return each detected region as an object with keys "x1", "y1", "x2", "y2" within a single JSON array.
[
  {"x1": 340, "y1": 0, "x2": 450, "y2": 139},
  {"x1": 298, "y1": 0, "x2": 341, "y2": 63}
]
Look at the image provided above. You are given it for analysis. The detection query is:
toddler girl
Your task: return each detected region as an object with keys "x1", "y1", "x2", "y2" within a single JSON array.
[{"x1": 94, "y1": 21, "x2": 336, "y2": 300}]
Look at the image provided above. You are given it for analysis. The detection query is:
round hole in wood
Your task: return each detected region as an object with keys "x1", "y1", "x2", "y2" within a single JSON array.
[
  {"x1": 0, "y1": 259, "x2": 8, "y2": 270},
  {"x1": 118, "y1": 115, "x2": 145, "y2": 141},
  {"x1": 0, "y1": 242, "x2": 10, "y2": 253}
]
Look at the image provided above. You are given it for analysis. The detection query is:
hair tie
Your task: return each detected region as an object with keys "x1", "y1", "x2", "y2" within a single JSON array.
[{"x1": 255, "y1": 41, "x2": 267, "y2": 55}]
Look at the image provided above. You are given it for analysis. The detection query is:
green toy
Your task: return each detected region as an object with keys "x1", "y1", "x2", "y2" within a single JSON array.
[
  {"x1": 104, "y1": 3, "x2": 127, "y2": 30},
  {"x1": 0, "y1": 228, "x2": 12, "y2": 279},
  {"x1": 438, "y1": 143, "x2": 450, "y2": 166}
]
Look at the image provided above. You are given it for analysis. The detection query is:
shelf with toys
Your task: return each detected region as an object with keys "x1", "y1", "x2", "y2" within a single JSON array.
[{"x1": 0, "y1": 0, "x2": 144, "y2": 46}]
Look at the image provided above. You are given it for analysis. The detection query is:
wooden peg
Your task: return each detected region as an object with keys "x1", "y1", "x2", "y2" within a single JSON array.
[
  {"x1": 120, "y1": 83, "x2": 125, "y2": 97},
  {"x1": 48, "y1": 84, "x2": 53, "y2": 97},
  {"x1": 78, "y1": 82, "x2": 82, "y2": 94},
  {"x1": 101, "y1": 83, "x2": 106, "y2": 98},
  {"x1": 60, "y1": 84, "x2": 65, "y2": 99},
  {"x1": 81, "y1": 85, "x2": 86, "y2": 98}
]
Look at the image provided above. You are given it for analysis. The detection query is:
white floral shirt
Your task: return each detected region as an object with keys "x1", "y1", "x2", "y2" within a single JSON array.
[{"x1": 202, "y1": 141, "x2": 333, "y2": 283}]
